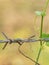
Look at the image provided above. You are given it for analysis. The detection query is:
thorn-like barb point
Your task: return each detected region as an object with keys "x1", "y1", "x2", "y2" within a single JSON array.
[
  {"x1": 2, "y1": 42, "x2": 8, "y2": 49},
  {"x1": 28, "y1": 35, "x2": 35, "y2": 39},
  {"x1": 2, "y1": 32, "x2": 9, "y2": 39}
]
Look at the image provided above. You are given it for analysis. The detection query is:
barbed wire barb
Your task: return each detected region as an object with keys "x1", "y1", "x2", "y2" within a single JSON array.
[
  {"x1": 0, "y1": 32, "x2": 49, "y2": 49},
  {"x1": 2, "y1": 32, "x2": 9, "y2": 39},
  {"x1": 0, "y1": 32, "x2": 49, "y2": 65},
  {"x1": 1, "y1": 32, "x2": 12, "y2": 49}
]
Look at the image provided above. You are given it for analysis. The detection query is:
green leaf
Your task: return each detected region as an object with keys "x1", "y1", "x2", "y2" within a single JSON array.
[
  {"x1": 42, "y1": 33, "x2": 49, "y2": 38},
  {"x1": 41, "y1": 11, "x2": 46, "y2": 16},
  {"x1": 35, "y1": 11, "x2": 42, "y2": 16},
  {"x1": 42, "y1": 33, "x2": 49, "y2": 46},
  {"x1": 35, "y1": 11, "x2": 46, "y2": 16}
]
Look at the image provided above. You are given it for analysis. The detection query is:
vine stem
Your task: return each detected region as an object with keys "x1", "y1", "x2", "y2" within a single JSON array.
[
  {"x1": 35, "y1": 0, "x2": 49, "y2": 63},
  {"x1": 40, "y1": 16, "x2": 44, "y2": 46},
  {"x1": 35, "y1": 15, "x2": 44, "y2": 65},
  {"x1": 35, "y1": 45, "x2": 42, "y2": 65},
  {"x1": 43, "y1": 0, "x2": 49, "y2": 12}
]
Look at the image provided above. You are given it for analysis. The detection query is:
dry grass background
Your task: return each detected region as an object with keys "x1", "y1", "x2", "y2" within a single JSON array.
[{"x1": 0, "y1": 0, "x2": 49, "y2": 65}]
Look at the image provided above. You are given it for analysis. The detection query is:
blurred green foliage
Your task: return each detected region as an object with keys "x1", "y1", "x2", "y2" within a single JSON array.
[{"x1": 42, "y1": 33, "x2": 49, "y2": 46}]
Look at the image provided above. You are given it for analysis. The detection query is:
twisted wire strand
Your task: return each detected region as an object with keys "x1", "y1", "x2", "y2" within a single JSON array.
[
  {"x1": 0, "y1": 34, "x2": 49, "y2": 49},
  {"x1": 18, "y1": 43, "x2": 40, "y2": 65},
  {"x1": 0, "y1": 32, "x2": 49, "y2": 65},
  {"x1": 0, "y1": 38, "x2": 49, "y2": 43}
]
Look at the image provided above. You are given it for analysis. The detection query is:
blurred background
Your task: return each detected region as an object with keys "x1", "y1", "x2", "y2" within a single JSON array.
[{"x1": 0, "y1": 0, "x2": 49, "y2": 65}]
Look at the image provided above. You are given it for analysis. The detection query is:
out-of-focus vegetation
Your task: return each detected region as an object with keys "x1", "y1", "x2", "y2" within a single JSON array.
[
  {"x1": 0, "y1": 0, "x2": 49, "y2": 35},
  {"x1": 0, "y1": 0, "x2": 49, "y2": 65}
]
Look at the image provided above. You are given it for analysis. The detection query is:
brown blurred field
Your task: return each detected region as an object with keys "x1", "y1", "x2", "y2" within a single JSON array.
[{"x1": 0, "y1": 0, "x2": 49, "y2": 65}]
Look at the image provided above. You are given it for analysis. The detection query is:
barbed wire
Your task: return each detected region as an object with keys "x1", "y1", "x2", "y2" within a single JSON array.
[
  {"x1": 0, "y1": 33, "x2": 49, "y2": 43},
  {"x1": 0, "y1": 32, "x2": 49, "y2": 65},
  {"x1": 0, "y1": 32, "x2": 49, "y2": 49}
]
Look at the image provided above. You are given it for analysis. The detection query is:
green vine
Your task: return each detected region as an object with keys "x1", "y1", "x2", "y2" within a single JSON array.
[
  {"x1": 35, "y1": 0, "x2": 49, "y2": 65},
  {"x1": 35, "y1": 14, "x2": 44, "y2": 65}
]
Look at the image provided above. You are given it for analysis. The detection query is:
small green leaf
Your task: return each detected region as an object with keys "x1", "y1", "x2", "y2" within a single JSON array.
[
  {"x1": 42, "y1": 33, "x2": 49, "y2": 46},
  {"x1": 41, "y1": 11, "x2": 46, "y2": 16},
  {"x1": 35, "y1": 11, "x2": 46, "y2": 16},
  {"x1": 42, "y1": 33, "x2": 49, "y2": 38},
  {"x1": 35, "y1": 11, "x2": 42, "y2": 16}
]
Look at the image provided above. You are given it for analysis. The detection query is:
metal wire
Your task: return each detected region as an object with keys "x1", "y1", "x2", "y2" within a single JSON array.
[
  {"x1": 0, "y1": 32, "x2": 49, "y2": 65},
  {"x1": 0, "y1": 36, "x2": 49, "y2": 43},
  {"x1": 0, "y1": 32, "x2": 49, "y2": 49},
  {"x1": 18, "y1": 44, "x2": 40, "y2": 65}
]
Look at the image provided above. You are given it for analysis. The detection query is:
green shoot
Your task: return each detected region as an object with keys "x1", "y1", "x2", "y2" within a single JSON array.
[{"x1": 35, "y1": 0, "x2": 49, "y2": 65}]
